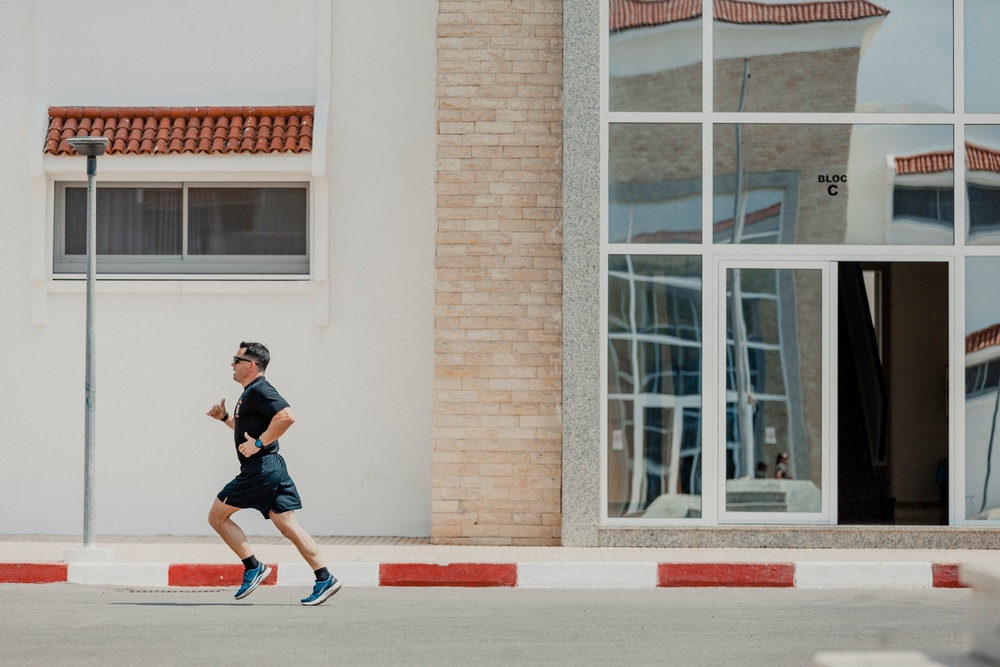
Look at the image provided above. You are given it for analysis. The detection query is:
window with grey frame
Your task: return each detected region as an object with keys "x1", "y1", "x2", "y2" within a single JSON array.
[{"x1": 54, "y1": 183, "x2": 309, "y2": 275}]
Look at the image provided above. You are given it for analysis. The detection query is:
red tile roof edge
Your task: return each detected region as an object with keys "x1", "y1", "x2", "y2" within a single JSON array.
[
  {"x1": 967, "y1": 323, "x2": 1000, "y2": 354},
  {"x1": 611, "y1": 0, "x2": 702, "y2": 32},
  {"x1": 895, "y1": 144, "x2": 1000, "y2": 176},
  {"x1": 968, "y1": 143, "x2": 1000, "y2": 174},
  {"x1": 45, "y1": 106, "x2": 314, "y2": 157},
  {"x1": 631, "y1": 201, "x2": 780, "y2": 243},
  {"x1": 894, "y1": 150, "x2": 954, "y2": 176},
  {"x1": 610, "y1": 0, "x2": 889, "y2": 32}
]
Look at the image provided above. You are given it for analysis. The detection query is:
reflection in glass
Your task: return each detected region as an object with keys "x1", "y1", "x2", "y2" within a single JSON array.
[
  {"x1": 966, "y1": 127, "x2": 1000, "y2": 245},
  {"x1": 966, "y1": 0, "x2": 1000, "y2": 113},
  {"x1": 713, "y1": 0, "x2": 951, "y2": 113},
  {"x1": 608, "y1": 255, "x2": 702, "y2": 518},
  {"x1": 854, "y1": 0, "x2": 953, "y2": 113},
  {"x1": 609, "y1": 0, "x2": 702, "y2": 112},
  {"x1": 725, "y1": 268, "x2": 822, "y2": 513},
  {"x1": 610, "y1": 124, "x2": 702, "y2": 243},
  {"x1": 965, "y1": 258, "x2": 1000, "y2": 520},
  {"x1": 713, "y1": 0, "x2": 887, "y2": 113},
  {"x1": 713, "y1": 123, "x2": 953, "y2": 245}
]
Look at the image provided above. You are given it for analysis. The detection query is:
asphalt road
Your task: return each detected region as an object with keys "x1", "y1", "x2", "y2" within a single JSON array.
[{"x1": 0, "y1": 584, "x2": 973, "y2": 666}]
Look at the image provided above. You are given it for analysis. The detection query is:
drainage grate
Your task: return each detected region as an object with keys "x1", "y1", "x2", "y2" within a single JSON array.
[{"x1": 117, "y1": 587, "x2": 227, "y2": 594}]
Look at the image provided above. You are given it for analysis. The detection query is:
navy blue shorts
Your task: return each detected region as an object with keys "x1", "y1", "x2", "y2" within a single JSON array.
[{"x1": 217, "y1": 453, "x2": 302, "y2": 519}]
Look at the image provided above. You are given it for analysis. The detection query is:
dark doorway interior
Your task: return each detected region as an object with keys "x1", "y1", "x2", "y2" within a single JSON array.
[{"x1": 838, "y1": 262, "x2": 949, "y2": 525}]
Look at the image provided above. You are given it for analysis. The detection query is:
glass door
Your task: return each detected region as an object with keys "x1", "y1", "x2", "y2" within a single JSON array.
[{"x1": 718, "y1": 261, "x2": 834, "y2": 524}]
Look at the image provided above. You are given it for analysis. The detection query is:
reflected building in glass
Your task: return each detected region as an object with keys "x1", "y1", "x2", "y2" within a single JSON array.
[
  {"x1": 965, "y1": 318, "x2": 1000, "y2": 519},
  {"x1": 610, "y1": 0, "x2": 703, "y2": 113},
  {"x1": 588, "y1": 0, "x2": 1000, "y2": 537},
  {"x1": 966, "y1": 128, "x2": 1000, "y2": 244},
  {"x1": 713, "y1": 1, "x2": 888, "y2": 114},
  {"x1": 607, "y1": 255, "x2": 703, "y2": 517}
]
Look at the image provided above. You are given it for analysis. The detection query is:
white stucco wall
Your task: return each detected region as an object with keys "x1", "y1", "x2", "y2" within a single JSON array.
[{"x1": 0, "y1": 0, "x2": 436, "y2": 537}]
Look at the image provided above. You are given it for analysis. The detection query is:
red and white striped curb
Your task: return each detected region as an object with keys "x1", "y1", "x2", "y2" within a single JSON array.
[{"x1": 0, "y1": 561, "x2": 964, "y2": 589}]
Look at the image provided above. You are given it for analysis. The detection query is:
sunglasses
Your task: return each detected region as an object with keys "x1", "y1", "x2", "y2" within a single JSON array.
[{"x1": 232, "y1": 356, "x2": 255, "y2": 365}]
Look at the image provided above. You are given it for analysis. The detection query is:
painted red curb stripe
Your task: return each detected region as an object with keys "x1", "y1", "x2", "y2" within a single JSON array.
[
  {"x1": 0, "y1": 563, "x2": 68, "y2": 584},
  {"x1": 932, "y1": 563, "x2": 965, "y2": 588},
  {"x1": 168, "y1": 563, "x2": 279, "y2": 587},
  {"x1": 658, "y1": 563, "x2": 795, "y2": 587},
  {"x1": 380, "y1": 563, "x2": 517, "y2": 587}
]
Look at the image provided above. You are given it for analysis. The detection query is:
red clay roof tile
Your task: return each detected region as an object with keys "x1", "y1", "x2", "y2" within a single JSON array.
[
  {"x1": 968, "y1": 323, "x2": 1000, "y2": 354},
  {"x1": 629, "y1": 202, "x2": 781, "y2": 243},
  {"x1": 894, "y1": 144, "x2": 1000, "y2": 176},
  {"x1": 968, "y1": 143, "x2": 1000, "y2": 173},
  {"x1": 611, "y1": 0, "x2": 702, "y2": 31},
  {"x1": 894, "y1": 150, "x2": 954, "y2": 176},
  {"x1": 45, "y1": 106, "x2": 314, "y2": 156},
  {"x1": 610, "y1": 0, "x2": 889, "y2": 32}
]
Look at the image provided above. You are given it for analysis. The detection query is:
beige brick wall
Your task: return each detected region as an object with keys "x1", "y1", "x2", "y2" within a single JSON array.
[{"x1": 433, "y1": 0, "x2": 563, "y2": 545}]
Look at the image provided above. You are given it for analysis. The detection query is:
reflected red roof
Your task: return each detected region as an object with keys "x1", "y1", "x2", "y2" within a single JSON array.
[
  {"x1": 44, "y1": 106, "x2": 313, "y2": 156},
  {"x1": 968, "y1": 323, "x2": 1000, "y2": 354},
  {"x1": 610, "y1": 0, "x2": 889, "y2": 32},
  {"x1": 895, "y1": 144, "x2": 1000, "y2": 175},
  {"x1": 968, "y1": 144, "x2": 1000, "y2": 173},
  {"x1": 611, "y1": 0, "x2": 702, "y2": 30},
  {"x1": 894, "y1": 150, "x2": 954, "y2": 176},
  {"x1": 630, "y1": 201, "x2": 780, "y2": 243}
]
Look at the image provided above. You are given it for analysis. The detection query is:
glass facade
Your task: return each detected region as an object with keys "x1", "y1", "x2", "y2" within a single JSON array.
[
  {"x1": 965, "y1": 258, "x2": 1000, "y2": 520},
  {"x1": 609, "y1": 124, "x2": 702, "y2": 243},
  {"x1": 608, "y1": 255, "x2": 702, "y2": 518},
  {"x1": 724, "y1": 267, "x2": 823, "y2": 514},
  {"x1": 605, "y1": 0, "x2": 1000, "y2": 526}
]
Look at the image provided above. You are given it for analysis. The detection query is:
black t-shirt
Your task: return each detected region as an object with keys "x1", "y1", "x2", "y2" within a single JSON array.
[{"x1": 233, "y1": 376, "x2": 290, "y2": 465}]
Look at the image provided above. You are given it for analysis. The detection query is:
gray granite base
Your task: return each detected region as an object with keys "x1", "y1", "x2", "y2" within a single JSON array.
[{"x1": 596, "y1": 526, "x2": 1000, "y2": 549}]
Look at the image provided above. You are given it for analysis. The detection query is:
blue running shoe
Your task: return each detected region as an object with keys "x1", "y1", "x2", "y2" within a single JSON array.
[
  {"x1": 301, "y1": 575, "x2": 342, "y2": 606},
  {"x1": 234, "y1": 563, "x2": 271, "y2": 600}
]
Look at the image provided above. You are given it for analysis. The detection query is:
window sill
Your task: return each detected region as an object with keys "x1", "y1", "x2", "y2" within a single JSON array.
[{"x1": 50, "y1": 274, "x2": 311, "y2": 282}]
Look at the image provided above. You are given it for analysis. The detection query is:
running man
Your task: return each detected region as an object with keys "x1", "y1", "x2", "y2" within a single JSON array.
[{"x1": 206, "y1": 341, "x2": 340, "y2": 606}]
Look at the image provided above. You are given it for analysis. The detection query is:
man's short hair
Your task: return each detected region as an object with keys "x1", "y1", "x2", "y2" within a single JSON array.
[{"x1": 240, "y1": 341, "x2": 270, "y2": 371}]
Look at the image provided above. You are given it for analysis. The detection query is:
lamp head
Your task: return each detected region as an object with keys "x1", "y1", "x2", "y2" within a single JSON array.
[{"x1": 66, "y1": 136, "x2": 109, "y2": 157}]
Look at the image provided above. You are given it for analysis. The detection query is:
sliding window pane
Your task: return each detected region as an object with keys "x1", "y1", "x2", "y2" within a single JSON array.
[
  {"x1": 65, "y1": 186, "x2": 182, "y2": 255},
  {"x1": 188, "y1": 187, "x2": 307, "y2": 256}
]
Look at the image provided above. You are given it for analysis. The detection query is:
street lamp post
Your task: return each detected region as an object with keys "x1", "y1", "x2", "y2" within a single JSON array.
[{"x1": 66, "y1": 136, "x2": 109, "y2": 553}]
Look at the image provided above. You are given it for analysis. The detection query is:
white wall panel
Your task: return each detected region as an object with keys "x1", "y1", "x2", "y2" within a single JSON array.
[{"x1": 0, "y1": 0, "x2": 436, "y2": 537}]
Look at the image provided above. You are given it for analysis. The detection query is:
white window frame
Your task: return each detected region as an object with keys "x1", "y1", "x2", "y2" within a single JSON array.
[
  {"x1": 599, "y1": 0, "x2": 1000, "y2": 529},
  {"x1": 717, "y1": 259, "x2": 834, "y2": 525},
  {"x1": 53, "y1": 180, "x2": 310, "y2": 276}
]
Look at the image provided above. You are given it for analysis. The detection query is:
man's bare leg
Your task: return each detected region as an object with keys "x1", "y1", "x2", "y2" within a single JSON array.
[
  {"x1": 269, "y1": 510, "x2": 324, "y2": 571},
  {"x1": 208, "y1": 498, "x2": 253, "y2": 560}
]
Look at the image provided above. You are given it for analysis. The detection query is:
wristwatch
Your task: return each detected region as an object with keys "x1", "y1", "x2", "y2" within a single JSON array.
[{"x1": 255, "y1": 438, "x2": 264, "y2": 448}]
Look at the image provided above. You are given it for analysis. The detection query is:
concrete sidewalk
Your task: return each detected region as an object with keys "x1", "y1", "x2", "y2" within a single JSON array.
[{"x1": 1, "y1": 534, "x2": 998, "y2": 589}]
